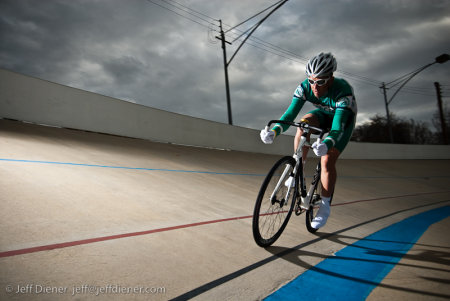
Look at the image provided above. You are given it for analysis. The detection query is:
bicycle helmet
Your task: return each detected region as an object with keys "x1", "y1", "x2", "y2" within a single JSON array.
[{"x1": 305, "y1": 52, "x2": 337, "y2": 78}]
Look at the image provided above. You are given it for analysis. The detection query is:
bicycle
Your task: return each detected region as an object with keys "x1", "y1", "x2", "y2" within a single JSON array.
[{"x1": 252, "y1": 120, "x2": 332, "y2": 247}]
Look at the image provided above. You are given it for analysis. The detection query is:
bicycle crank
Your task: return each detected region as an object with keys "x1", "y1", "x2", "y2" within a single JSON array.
[{"x1": 294, "y1": 203, "x2": 306, "y2": 216}]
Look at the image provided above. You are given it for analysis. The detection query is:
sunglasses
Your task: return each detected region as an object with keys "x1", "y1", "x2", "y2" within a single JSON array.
[{"x1": 308, "y1": 77, "x2": 330, "y2": 86}]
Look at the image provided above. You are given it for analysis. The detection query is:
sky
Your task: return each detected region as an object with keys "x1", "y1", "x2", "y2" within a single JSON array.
[{"x1": 1, "y1": 0, "x2": 449, "y2": 134}]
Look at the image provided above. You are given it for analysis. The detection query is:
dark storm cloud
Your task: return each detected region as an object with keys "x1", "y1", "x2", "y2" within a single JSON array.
[{"x1": 1, "y1": 0, "x2": 449, "y2": 131}]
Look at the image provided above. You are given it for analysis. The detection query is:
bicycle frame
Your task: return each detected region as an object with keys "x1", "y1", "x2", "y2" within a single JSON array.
[
  {"x1": 266, "y1": 120, "x2": 326, "y2": 209},
  {"x1": 252, "y1": 120, "x2": 329, "y2": 246}
]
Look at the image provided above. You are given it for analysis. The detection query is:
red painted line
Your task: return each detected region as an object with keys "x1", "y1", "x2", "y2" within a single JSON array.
[
  {"x1": 0, "y1": 215, "x2": 252, "y2": 258},
  {"x1": 331, "y1": 191, "x2": 450, "y2": 207},
  {"x1": 1, "y1": 191, "x2": 449, "y2": 258}
]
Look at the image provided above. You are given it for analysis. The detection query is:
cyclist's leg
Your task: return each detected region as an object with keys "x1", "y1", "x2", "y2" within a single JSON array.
[
  {"x1": 312, "y1": 117, "x2": 355, "y2": 229},
  {"x1": 311, "y1": 150, "x2": 338, "y2": 229},
  {"x1": 320, "y1": 147, "x2": 340, "y2": 198},
  {"x1": 321, "y1": 116, "x2": 355, "y2": 197},
  {"x1": 294, "y1": 112, "x2": 320, "y2": 161}
]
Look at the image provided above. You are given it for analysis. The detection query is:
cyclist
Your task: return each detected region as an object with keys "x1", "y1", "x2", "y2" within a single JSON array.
[{"x1": 260, "y1": 52, "x2": 357, "y2": 229}]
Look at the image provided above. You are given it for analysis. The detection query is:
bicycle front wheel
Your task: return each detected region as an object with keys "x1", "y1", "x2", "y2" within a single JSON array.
[{"x1": 253, "y1": 156, "x2": 297, "y2": 247}]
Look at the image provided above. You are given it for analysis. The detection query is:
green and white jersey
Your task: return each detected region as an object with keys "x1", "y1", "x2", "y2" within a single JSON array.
[{"x1": 273, "y1": 77, "x2": 357, "y2": 150}]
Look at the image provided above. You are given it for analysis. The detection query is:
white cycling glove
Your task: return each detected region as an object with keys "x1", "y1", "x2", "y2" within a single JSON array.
[
  {"x1": 260, "y1": 128, "x2": 276, "y2": 144},
  {"x1": 312, "y1": 141, "x2": 328, "y2": 156}
]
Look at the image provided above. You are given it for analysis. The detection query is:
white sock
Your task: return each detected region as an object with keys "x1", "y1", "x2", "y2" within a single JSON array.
[{"x1": 321, "y1": 196, "x2": 331, "y2": 204}]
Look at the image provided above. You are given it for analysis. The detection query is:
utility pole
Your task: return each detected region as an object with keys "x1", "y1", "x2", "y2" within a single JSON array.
[
  {"x1": 217, "y1": 20, "x2": 233, "y2": 125},
  {"x1": 216, "y1": 0, "x2": 289, "y2": 126},
  {"x1": 381, "y1": 82, "x2": 394, "y2": 143},
  {"x1": 382, "y1": 53, "x2": 449, "y2": 143},
  {"x1": 434, "y1": 82, "x2": 448, "y2": 144}
]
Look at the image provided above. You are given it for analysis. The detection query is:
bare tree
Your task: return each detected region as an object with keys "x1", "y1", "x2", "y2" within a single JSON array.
[
  {"x1": 352, "y1": 113, "x2": 435, "y2": 144},
  {"x1": 432, "y1": 106, "x2": 450, "y2": 144}
]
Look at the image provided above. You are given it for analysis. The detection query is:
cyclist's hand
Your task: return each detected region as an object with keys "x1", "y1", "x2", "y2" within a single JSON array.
[
  {"x1": 312, "y1": 141, "x2": 328, "y2": 156},
  {"x1": 260, "y1": 128, "x2": 276, "y2": 144}
]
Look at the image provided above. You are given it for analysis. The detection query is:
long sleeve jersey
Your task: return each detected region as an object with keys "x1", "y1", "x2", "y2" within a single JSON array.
[{"x1": 272, "y1": 77, "x2": 357, "y2": 150}]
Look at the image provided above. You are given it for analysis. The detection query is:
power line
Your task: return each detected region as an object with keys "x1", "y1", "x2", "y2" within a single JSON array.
[
  {"x1": 145, "y1": 0, "x2": 383, "y2": 88},
  {"x1": 215, "y1": 0, "x2": 290, "y2": 124},
  {"x1": 391, "y1": 90, "x2": 436, "y2": 97},
  {"x1": 143, "y1": 0, "x2": 414, "y2": 90},
  {"x1": 145, "y1": 0, "x2": 308, "y2": 67},
  {"x1": 221, "y1": 23, "x2": 383, "y2": 87},
  {"x1": 336, "y1": 70, "x2": 382, "y2": 87},
  {"x1": 221, "y1": 22, "x2": 309, "y2": 62},
  {"x1": 145, "y1": 0, "x2": 218, "y2": 30},
  {"x1": 225, "y1": 0, "x2": 290, "y2": 66},
  {"x1": 385, "y1": 65, "x2": 425, "y2": 88},
  {"x1": 160, "y1": 0, "x2": 219, "y2": 23},
  {"x1": 224, "y1": 0, "x2": 286, "y2": 34},
  {"x1": 145, "y1": 0, "x2": 306, "y2": 65}
]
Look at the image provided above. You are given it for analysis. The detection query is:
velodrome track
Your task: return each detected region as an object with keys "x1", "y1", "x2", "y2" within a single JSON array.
[{"x1": 1, "y1": 118, "x2": 449, "y2": 300}]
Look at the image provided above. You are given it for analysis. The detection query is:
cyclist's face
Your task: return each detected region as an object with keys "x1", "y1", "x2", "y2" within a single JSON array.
[{"x1": 309, "y1": 76, "x2": 332, "y2": 98}]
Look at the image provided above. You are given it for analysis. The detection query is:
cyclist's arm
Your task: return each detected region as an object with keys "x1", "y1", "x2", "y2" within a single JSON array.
[
  {"x1": 323, "y1": 107, "x2": 353, "y2": 149},
  {"x1": 272, "y1": 85, "x2": 306, "y2": 136}
]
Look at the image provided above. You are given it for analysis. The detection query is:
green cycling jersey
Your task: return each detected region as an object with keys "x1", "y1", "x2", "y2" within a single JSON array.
[{"x1": 272, "y1": 77, "x2": 357, "y2": 151}]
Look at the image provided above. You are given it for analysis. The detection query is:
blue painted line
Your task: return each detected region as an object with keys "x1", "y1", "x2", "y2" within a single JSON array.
[
  {"x1": 1, "y1": 158, "x2": 448, "y2": 179},
  {"x1": 265, "y1": 206, "x2": 450, "y2": 301},
  {"x1": 0, "y1": 158, "x2": 264, "y2": 177}
]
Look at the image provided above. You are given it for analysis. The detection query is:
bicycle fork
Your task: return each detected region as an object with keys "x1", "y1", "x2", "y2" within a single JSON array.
[
  {"x1": 269, "y1": 162, "x2": 294, "y2": 207},
  {"x1": 270, "y1": 154, "x2": 304, "y2": 210}
]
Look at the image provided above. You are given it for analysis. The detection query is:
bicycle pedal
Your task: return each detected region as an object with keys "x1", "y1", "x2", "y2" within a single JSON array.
[{"x1": 295, "y1": 206, "x2": 305, "y2": 216}]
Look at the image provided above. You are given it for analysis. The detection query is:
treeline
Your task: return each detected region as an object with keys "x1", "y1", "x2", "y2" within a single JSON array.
[{"x1": 351, "y1": 110, "x2": 449, "y2": 145}]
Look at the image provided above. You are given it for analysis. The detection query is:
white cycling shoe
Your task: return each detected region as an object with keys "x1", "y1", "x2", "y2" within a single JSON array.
[{"x1": 311, "y1": 199, "x2": 331, "y2": 229}]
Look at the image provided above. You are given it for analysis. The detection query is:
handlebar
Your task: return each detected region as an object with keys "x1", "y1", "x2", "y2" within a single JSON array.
[{"x1": 266, "y1": 120, "x2": 328, "y2": 139}]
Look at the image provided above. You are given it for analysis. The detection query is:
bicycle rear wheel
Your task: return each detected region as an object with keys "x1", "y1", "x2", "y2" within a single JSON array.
[
  {"x1": 253, "y1": 156, "x2": 297, "y2": 247},
  {"x1": 306, "y1": 178, "x2": 333, "y2": 233},
  {"x1": 306, "y1": 163, "x2": 322, "y2": 234}
]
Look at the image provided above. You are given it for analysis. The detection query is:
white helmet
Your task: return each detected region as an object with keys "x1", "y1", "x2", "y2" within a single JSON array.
[{"x1": 306, "y1": 52, "x2": 337, "y2": 78}]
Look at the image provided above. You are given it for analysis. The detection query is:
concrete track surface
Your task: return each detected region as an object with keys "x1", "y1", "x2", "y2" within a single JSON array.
[{"x1": 1, "y1": 119, "x2": 449, "y2": 301}]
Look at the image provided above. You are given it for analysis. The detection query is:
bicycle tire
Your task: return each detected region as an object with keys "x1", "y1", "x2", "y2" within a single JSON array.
[
  {"x1": 253, "y1": 156, "x2": 297, "y2": 247},
  {"x1": 305, "y1": 170, "x2": 334, "y2": 233},
  {"x1": 306, "y1": 164, "x2": 322, "y2": 234}
]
